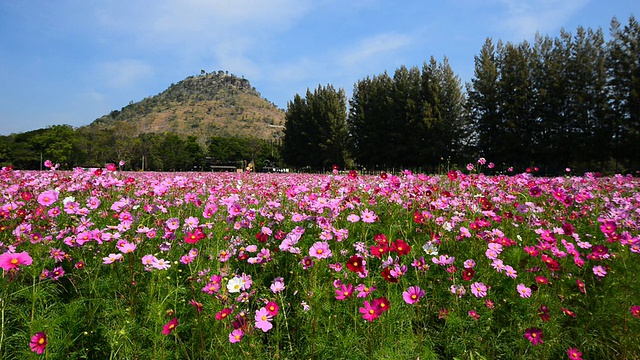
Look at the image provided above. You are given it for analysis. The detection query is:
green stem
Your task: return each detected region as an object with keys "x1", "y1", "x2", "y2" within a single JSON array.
[{"x1": 278, "y1": 293, "x2": 294, "y2": 354}]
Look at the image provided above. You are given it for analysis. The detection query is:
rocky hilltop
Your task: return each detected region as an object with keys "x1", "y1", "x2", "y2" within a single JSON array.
[{"x1": 86, "y1": 71, "x2": 285, "y2": 141}]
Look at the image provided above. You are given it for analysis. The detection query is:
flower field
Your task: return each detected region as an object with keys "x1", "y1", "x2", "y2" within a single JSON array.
[{"x1": 1, "y1": 163, "x2": 639, "y2": 359}]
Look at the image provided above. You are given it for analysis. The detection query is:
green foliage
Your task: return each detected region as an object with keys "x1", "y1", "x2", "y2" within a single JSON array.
[
  {"x1": 348, "y1": 58, "x2": 468, "y2": 171},
  {"x1": 282, "y1": 85, "x2": 349, "y2": 168}
]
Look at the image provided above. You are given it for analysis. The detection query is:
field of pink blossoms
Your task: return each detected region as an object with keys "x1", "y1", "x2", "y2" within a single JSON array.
[{"x1": 0, "y1": 162, "x2": 639, "y2": 359}]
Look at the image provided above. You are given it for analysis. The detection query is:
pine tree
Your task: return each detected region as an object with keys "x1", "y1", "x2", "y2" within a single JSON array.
[
  {"x1": 467, "y1": 38, "x2": 502, "y2": 166},
  {"x1": 607, "y1": 16, "x2": 640, "y2": 173},
  {"x1": 282, "y1": 86, "x2": 348, "y2": 169}
]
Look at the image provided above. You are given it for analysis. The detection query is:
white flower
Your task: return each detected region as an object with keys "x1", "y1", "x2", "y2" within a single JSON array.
[
  {"x1": 62, "y1": 196, "x2": 76, "y2": 205},
  {"x1": 227, "y1": 276, "x2": 244, "y2": 293}
]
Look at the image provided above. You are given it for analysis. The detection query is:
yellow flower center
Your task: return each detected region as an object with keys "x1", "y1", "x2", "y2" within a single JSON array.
[
  {"x1": 38, "y1": 338, "x2": 45, "y2": 345},
  {"x1": 10, "y1": 258, "x2": 18, "y2": 265}
]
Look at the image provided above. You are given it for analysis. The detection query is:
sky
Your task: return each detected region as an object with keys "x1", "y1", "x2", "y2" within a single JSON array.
[{"x1": 1, "y1": 0, "x2": 638, "y2": 135}]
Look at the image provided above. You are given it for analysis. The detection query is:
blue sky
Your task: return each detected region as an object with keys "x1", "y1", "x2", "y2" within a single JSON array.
[{"x1": 1, "y1": 0, "x2": 638, "y2": 135}]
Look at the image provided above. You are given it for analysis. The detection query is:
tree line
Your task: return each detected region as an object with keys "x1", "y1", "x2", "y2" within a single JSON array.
[
  {"x1": 0, "y1": 124, "x2": 279, "y2": 172},
  {"x1": 282, "y1": 16, "x2": 639, "y2": 175}
]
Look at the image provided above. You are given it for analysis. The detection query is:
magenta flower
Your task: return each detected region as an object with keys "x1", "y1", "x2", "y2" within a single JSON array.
[
  {"x1": 229, "y1": 329, "x2": 244, "y2": 343},
  {"x1": 630, "y1": 305, "x2": 640, "y2": 318},
  {"x1": 359, "y1": 300, "x2": 381, "y2": 322},
  {"x1": 335, "y1": 283, "x2": 354, "y2": 300},
  {"x1": 309, "y1": 241, "x2": 332, "y2": 259},
  {"x1": 402, "y1": 285, "x2": 425, "y2": 305},
  {"x1": 215, "y1": 308, "x2": 232, "y2": 321},
  {"x1": 29, "y1": 332, "x2": 47, "y2": 354},
  {"x1": 523, "y1": 327, "x2": 543, "y2": 345},
  {"x1": 567, "y1": 347, "x2": 583, "y2": 360},
  {"x1": 265, "y1": 301, "x2": 279, "y2": 316},
  {"x1": 355, "y1": 284, "x2": 375, "y2": 298},
  {"x1": 254, "y1": 307, "x2": 273, "y2": 332},
  {"x1": 162, "y1": 317, "x2": 178, "y2": 335},
  {"x1": 0, "y1": 251, "x2": 33, "y2": 271}
]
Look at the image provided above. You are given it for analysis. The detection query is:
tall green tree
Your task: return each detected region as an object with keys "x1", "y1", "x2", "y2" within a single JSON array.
[
  {"x1": 348, "y1": 72, "x2": 394, "y2": 168},
  {"x1": 436, "y1": 57, "x2": 469, "y2": 165},
  {"x1": 282, "y1": 85, "x2": 348, "y2": 168},
  {"x1": 467, "y1": 38, "x2": 502, "y2": 166},
  {"x1": 607, "y1": 16, "x2": 640, "y2": 172},
  {"x1": 496, "y1": 41, "x2": 536, "y2": 168}
]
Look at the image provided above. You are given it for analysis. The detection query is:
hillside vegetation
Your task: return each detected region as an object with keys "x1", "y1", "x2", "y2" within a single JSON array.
[{"x1": 87, "y1": 71, "x2": 285, "y2": 142}]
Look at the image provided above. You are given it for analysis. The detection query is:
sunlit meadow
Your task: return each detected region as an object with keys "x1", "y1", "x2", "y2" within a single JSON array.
[{"x1": 0, "y1": 160, "x2": 639, "y2": 359}]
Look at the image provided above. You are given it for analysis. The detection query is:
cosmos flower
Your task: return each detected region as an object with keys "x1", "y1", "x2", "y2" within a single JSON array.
[
  {"x1": 0, "y1": 251, "x2": 33, "y2": 271},
  {"x1": 29, "y1": 332, "x2": 47, "y2": 354},
  {"x1": 309, "y1": 241, "x2": 332, "y2": 259},
  {"x1": 254, "y1": 307, "x2": 273, "y2": 332},
  {"x1": 402, "y1": 285, "x2": 425, "y2": 305},
  {"x1": 162, "y1": 318, "x2": 178, "y2": 335},
  {"x1": 523, "y1": 327, "x2": 543, "y2": 345},
  {"x1": 229, "y1": 329, "x2": 244, "y2": 343}
]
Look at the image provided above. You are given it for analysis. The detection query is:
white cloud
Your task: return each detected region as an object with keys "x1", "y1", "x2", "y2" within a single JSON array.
[
  {"x1": 98, "y1": 59, "x2": 154, "y2": 89},
  {"x1": 339, "y1": 32, "x2": 414, "y2": 69},
  {"x1": 494, "y1": 0, "x2": 589, "y2": 39}
]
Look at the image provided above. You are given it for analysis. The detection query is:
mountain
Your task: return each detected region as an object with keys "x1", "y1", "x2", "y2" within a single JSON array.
[{"x1": 85, "y1": 71, "x2": 286, "y2": 142}]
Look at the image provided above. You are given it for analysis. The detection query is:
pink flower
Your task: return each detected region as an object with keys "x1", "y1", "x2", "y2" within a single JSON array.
[
  {"x1": 402, "y1": 285, "x2": 425, "y2": 305},
  {"x1": 517, "y1": 284, "x2": 532, "y2": 298},
  {"x1": 162, "y1": 317, "x2": 178, "y2": 335},
  {"x1": 567, "y1": 347, "x2": 583, "y2": 360},
  {"x1": 0, "y1": 251, "x2": 33, "y2": 271},
  {"x1": 347, "y1": 214, "x2": 360, "y2": 223},
  {"x1": 254, "y1": 307, "x2": 273, "y2": 332},
  {"x1": 630, "y1": 305, "x2": 640, "y2": 318},
  {"x1": 359, "y1": 300, "x2": 381, "y2": 322},
  {"x1": 30, "y1": 332, "x2": 47, "y2": 354},
  {"x1": 270, "y1": 277, "x2": 285, "y2": 293},
  {"x1": 355, "y1": 283, "x2": 375, "y2": 298},
  {"x1": 335, "y1": 283, "x2": 354, "y2": 300},
  {"x1": 116, "y1": 241, "x2": 137, "y2": 254},
  {"x1": 470, "y1": 282, "x2": 488, "y2": 298},
  {"x1": 229, "y1": 329, "x2": 244, "y2": 343},
  {"x1": 37, "y1": 190, "x2": 59, "y2": 207},
  {"x1": 309, "y1": 241, "x2": 332, "y2": 259},
  {"x1": 360, "y1": 209, "x2": 377, "y2": 223},
  {"x1": 432, "y1": 254, "x2": 455, "y2": 266},
  {"x1": 524, "y1": 327, "x2": 543, "y2": 345},
  {"x1": 593, "y1": 265, "x2": 607, "y2": 277}
]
